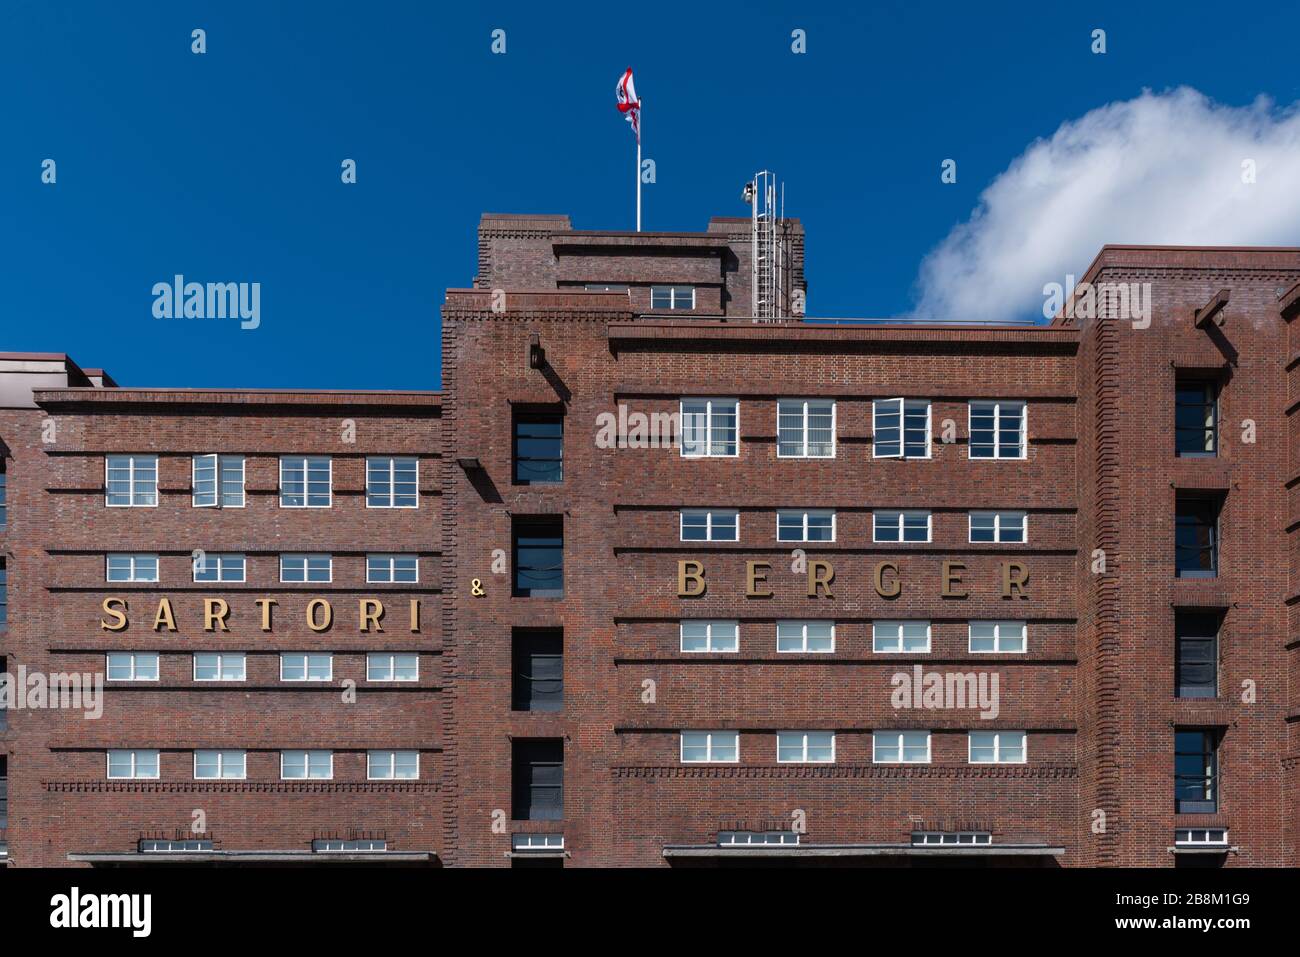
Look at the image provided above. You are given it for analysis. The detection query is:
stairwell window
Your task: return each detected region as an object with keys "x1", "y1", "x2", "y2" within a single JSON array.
[
  {"x1": 969, "y1": 401, "x2": 1026, "y2": 459},
  {"x1": 680, "y1": 399, "x2": 738, "y2": 457},
  {"x1": 1176, "y1": 495, "x2": 1220, "y2": 578},
  {"x1": 651, "y1": 286, "x2": 695, "y2": 310},
  {"x1": 512, "y1": 516, "x2": 564, "y2": 597},
  {"x1": 777, "y1": 400, "x2": 835, "y2": 458},
  {"x1": 873, "y1": 399, "x2": 930, "y2": 458},
  {"x1": 1175, "y1": 378, "x2": 1217, "y2": 457},
  {"x1": 1176, "y1": 612, "x2": 1220, "y2": 699},
  {"x1": 1175, "y1": 730, "x2": 1219, "y2": 813}
]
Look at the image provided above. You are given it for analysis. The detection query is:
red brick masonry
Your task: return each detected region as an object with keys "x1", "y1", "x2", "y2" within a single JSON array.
[{"x1": 2, "y1": 217, "x2": 1299, "y2": 867}]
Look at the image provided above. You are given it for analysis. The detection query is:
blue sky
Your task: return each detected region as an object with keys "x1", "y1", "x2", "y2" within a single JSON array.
[{"x1": 3, "y1": 0, "x2": 1299, "y2": 389}]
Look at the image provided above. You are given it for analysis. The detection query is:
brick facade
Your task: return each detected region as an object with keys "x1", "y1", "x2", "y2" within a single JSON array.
[{"x1": 1, "y1": 219, "x2": 1297, "y2": 867}]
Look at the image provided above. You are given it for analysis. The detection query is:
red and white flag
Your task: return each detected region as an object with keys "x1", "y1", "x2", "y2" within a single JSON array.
[{"x1": 615, "y1": 67, "x2": 640, "y2": 142}]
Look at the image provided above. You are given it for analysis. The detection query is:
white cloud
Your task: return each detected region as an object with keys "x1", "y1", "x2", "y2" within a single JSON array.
[{"x1": 909, "y1": 87, "x2": 1300, "y2": 323}]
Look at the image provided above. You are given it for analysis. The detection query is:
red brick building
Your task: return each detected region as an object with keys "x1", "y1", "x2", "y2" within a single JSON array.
[{"x1": 2, "y1": 214, "x2": 1298, "y2": 867}]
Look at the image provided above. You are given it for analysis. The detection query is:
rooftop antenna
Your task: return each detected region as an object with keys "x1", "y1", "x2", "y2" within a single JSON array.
[{"x1": 746, "y1": 170, "x2": 787, "y2": 322}]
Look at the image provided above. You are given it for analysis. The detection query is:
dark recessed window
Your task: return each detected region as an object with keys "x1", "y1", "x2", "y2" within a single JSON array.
[
  {"x1": 513, "y1": 517, "x2": 563, "y2": 597},
  {"x1": 1175, "y1": 378, "x2": 1217, "y2": 457},
  {"x1": 1175, "y1": 729, "x2": 1219, "y2": 814},
  {"x1": 1175, "y1": 496, "x2": 1219, "y2": 578},
  {"x1": 512, "y1": 740, "x2": 563, "y2": 821},
  {"x1": 513, "y1": 412, "x2": 563, "y2": 485},
  {"x1": 1175, "y1": 613, "x2": 1219, "y2": 699},
  {"x1": 512, "y1": 630, "x2": 563, "y2": 712},
  {"x1": 0, "y1": 459, "x2": 7, "y2": 527},
  {"x1": 0, "y1": 755, "x2": 7, "y2": 829}
]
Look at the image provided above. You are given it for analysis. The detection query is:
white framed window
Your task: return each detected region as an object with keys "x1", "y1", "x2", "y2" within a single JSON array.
[
  {"x1": 367, "y1": 653, "x2": 419, "y2": 681},
  {"x1": 193, "y1": 653, "x2": 246, "y2": 682},
  {"x1": 106, "y1": 553, "x2": 158, "y2": 583},
  {"x1": 680, "y1": 731, "x2": 739, "y2": 763},
  {"x1": 140, "y1": 839, "x2": 214, "y2": 853},
  {"x1": 368, "y1": 750, "x2": 419, "y2": 780},
  {"x1": 281, "y1": 750, "x2": 334, "y2": 780},
  {"x1": 366, "y1": 554, "x2": 419, "y2": 583},
  {"x1": 873, "y1": 510, "x2": 931, "y2": 543},
  {"x1": 680, "y1": 509, "x2": 739, "y2": 542},
  {"x1": 718, "y1": 831, "x2": 800, "y2": 846},
  {"x1": 969, "y1": 510, "x2": 1027, "y2": 543},
  {"x1": 279, "y1": 455, "x2": 332, "y2": 507},
  {"x1": 314, "y1": 839, "x2": 387, "y2": 852},
  {"x1": 776, "y1": 731, "x2": 836, "y2": 764},
  {"x1": 107, "y1": 749, "x2": 159, "y2": 779},
  {"x1": 192, "y1": 552, "x2": 246, "y2": 583},
  {"x1": 969, "y1": 401, "x2": 1026, "y2": 459},
  {"x1": 280, "y1": 553, "x2": 332, "y2": 583},
  {"x1": 913, "y1": 831, "x2": 992, "y2": 846},
  {"x1": 776, "y1": 620, "x2": 834, "y2": 653},
  {"x1": 873, "y1": 620, "x2": 931, "y2": 653},
  {"x1": 650, "y1": 285, "x2": 695, "y2": 310},
  {"x1": 105, "y1": 455, "x2": 158, "y2": 507},
  {"x1": 512, "y1": 833, "x2": 565, "y2": 852},
  {"x1": 968, "y1": 730, "x2": 1026, "y2": 764},
  {"x1": 194, "y1": 749, "x2": 246, "y2": 780},
  {"x1": 776, "y1": 509, "x2": 835, "y2": 542},
  {"x1": 680, "y1": 398, "x2": 738, "y2": 458},
  {"x1": 969, "y1": 620, "x2": 1027, "y2": 653},
  {"x1": 106, "y1": 652, "x2": 159, "y2": 682},
  {"x1": 873, "y1": 399, "x2": 931, "y2": 458},
  {"x1": 192, "y1": 454, "x2": 245, "y2": 508},
  {"x1": 280, "y1": 653, "x2": 333, "y2": 682},
  {"x1": 777, "y1": 399, "x2": 835, "y2": 458},
  {"x1": 680, "y1": 620, "x2": 739, "y2": 653},
  {"x1": 1174, "y1": 828, "x2": 1228, "y2": 847},
  {"x1": 367, "y1": 456, "x2": 419, "y2": 508},
  {"x1": 873, "y1": 730, "x2": 932, "y2": 764}
]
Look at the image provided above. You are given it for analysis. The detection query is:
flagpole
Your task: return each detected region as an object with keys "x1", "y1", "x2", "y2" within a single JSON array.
[{"x1": 636, "y1": 98, "x2": 642, "y2": 232}]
